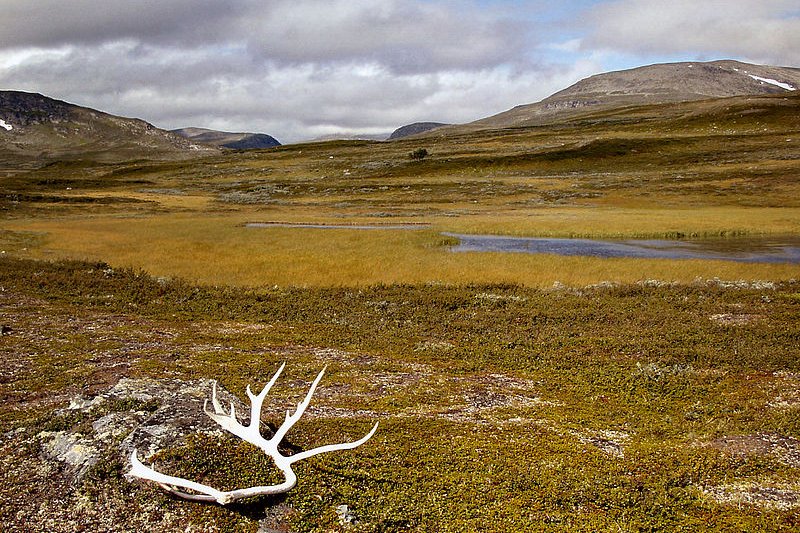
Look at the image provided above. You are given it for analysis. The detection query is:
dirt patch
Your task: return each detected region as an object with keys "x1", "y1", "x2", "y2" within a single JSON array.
[
  {"x1": 710, "y1": 433, "x2": 800, "y2": 468},
  {"x1": 769, "y1": 371, "x2": 800, "y2": 409},
  {"x1": 703, "y1": 482, "x2": 800, "y2": 510},
  {"x1": 213, "y1": 321, "x2": 274, "y2": 335},
  {"x1": 567, "y1": 429, "x2": 631, "y2": 458},
  {"x1": 307, "y1": 346, "x2": 556, "y2": 424},
  {"x1": 709, "y1": 313, "x2": 763, "y2": 326}
]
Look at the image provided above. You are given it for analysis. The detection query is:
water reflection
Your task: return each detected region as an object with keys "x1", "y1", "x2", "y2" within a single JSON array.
[{"x1": 444, "y1": 233, "x2": 800, "y2": 264}]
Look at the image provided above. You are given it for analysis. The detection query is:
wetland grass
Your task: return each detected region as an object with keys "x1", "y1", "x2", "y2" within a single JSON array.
[{"x1": 6, "y1": 214, "x2": 799, "y2": 287}]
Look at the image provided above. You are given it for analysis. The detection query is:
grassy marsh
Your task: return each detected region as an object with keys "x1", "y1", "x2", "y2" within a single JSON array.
[
  {"x1": 1, "y1": 94, "x2": 799, "y2": 287},
  {"x1": 4, "y1": 215, "x2": 798, "y2": 287}
]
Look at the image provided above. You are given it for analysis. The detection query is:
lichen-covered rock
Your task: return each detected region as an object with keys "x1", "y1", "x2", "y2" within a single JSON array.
[
  {"x1": 37, "y1": 377, "x2": 248, "y2": 485},
  {"x1": 39, "y1": 430, "x2": 101, "y2": 479},
  {"x1": 5, "y1": 376, "x2": 284, "y2": 532}
]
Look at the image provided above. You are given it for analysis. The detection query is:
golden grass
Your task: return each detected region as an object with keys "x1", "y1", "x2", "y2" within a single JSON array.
[
  {"x1": 7, "y1": 214, "x2": 798, "y2": 287},
  {"x1": 3, "y1": 93, "x2": 798, "y2": 287},
  {"x1": 432, "y1": 206, "x2": 800, "y2": 238}
]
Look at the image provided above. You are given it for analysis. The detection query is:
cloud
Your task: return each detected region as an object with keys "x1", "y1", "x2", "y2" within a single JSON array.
[
  {"x1": 0, "y1": 0, "x2": 242, "y2": 48},
  {"x1": 1, "y1": 41, "x2": 595, "y2": 142},
  {"x1": 582, "y1": 0, "x2": 800, "y2": 65},
  {"x1": 244, "y1": 0, "x2": 528, "y2": 73},
  {"x1": 0, "y1": 0, "x2": 560, "y2": 141},
  {"x1": 1, "y1": 1, "x2": 797, "y2": 143},
  {"x1": 0, "y1": 0, "x2": 528, "y2": 74}
]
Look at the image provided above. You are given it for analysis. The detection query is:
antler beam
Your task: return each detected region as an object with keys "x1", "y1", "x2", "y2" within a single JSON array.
[{"x1": 129, "y1": 364, "x2": 378, "y2": 504}]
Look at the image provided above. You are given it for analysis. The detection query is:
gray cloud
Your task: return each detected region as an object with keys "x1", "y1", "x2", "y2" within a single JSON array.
[
  {"x1": 244, "y1": 0, "x2": 529, "y2": 73},
  {"x1": 0, "y1": 0, "x2": 562, "y2": 141},
  {"x1": 0, "y1": 0, "x2": 528, "y2": 74},
  {"x1": 0, "y1": 0, "x2": 243, "y2": 48},
  {"x1": 0, "y1": 0, "x2": 554, "y2": 141},
  {"x1": 582, "y1": 0, "x2": 800, "y2": 65},
  {"x1": 7, "y1": 1, "x2": 794, "y2": 143}
]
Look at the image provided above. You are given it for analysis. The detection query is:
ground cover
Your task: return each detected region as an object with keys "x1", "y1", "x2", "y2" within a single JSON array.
[{"x1": 0, "y1": 258, "x2": 798, "y2": 531}]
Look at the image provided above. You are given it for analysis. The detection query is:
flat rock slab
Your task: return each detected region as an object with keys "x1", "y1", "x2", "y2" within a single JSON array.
[{"x1": 38, "y1": 377, "x2": 248, "y2": 484}]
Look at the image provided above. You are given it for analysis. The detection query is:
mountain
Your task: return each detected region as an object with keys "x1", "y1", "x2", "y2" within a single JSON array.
[
  {"x1": 307, "y1": 132, "x2": 390, "y2": 142},
  {"x1": 464, "y1": 60, "x2": 800, "y2": 131},
  {"x1": 388, "y1": 122, "x2": 450, "y2": 140},
  {"x1": 0, "y1": 91, "x2": 217, "y2": 166},
  {"x1": 171, "y1": 127, "x2": 281, "y2": 150}
]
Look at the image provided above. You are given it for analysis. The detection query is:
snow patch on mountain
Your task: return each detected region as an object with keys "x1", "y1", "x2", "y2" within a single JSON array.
[
  {"x1": 0, "y1": 119, "x2": 12, "y2": 131},
  {"x1": 748, "y1": 74, "x2": 796, "y2": 91}
]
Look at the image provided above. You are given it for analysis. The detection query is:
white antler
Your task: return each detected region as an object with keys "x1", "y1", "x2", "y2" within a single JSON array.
[{"x1": 128, "y1": 364, "x2": 379, "y2": 505}]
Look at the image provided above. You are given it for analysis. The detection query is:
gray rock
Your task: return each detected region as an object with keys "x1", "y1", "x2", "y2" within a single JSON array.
[
  {"x1": 38, "y1": 377, "x2": 249, "y2": 484},
  {"x1": 336, "y1": 504, "x2": 357, "y2": 525},
  {"x1": 39, "y1": 430, "x2": 101, "y2": 479}
]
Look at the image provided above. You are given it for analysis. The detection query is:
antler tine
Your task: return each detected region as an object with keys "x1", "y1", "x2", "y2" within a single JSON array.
[
  {"x1": 245, "y1": 362, "x2": 286, "y2": 430},
  {"x1": 288, "y1": 421, "x2": 379, "y2": 464},
  {"x1": 210, "y1": 380, "x2": 224, "y2": 414},
  {"x1": 129, "y1": 449, "x2": 227, "y2": 504},
  {"x1": 271, "y1": 366, "x2": 327, "y2": 444},
  {"x1": 204, "y1": 382, "x2": 249, "y2": 439}
]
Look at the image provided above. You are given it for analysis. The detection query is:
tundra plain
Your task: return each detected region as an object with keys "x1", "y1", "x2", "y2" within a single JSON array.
[{"x1": 0, "y1": 92, "x2": 799, "y2": 531}]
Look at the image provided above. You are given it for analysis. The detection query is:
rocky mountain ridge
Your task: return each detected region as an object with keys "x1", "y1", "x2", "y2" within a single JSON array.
[
  {"x1": 388, "y1": 122, "x2": 450, "y2": 140},
  {"x1": 0, "y1": 91, "x2": 217, "y2": 165},
  {"x1": 464, "y1": 60, "x2": 800, "y2": 131},
  {"x1": 171, "y1": 127, "x2": 281, "y2": 150}
]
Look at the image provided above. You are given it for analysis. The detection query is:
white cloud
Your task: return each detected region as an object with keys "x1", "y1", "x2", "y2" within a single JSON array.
[
  {"x1": 0, "y1": 0, "x2": 553, "y2": 141},
  {"x1": 545, "y1": 39, "x2": 583, "y2": 53},
  {"x1": 583, "y1": 0, "x2": 800, "y2": 65}
]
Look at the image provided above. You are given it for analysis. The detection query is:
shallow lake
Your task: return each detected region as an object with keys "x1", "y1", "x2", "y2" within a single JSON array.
[
  {"x1": 444, "y1": 233, "x2": 800, "y2": 264},
  {"x1": 246, "y1": 222, "x2": 429, "y2": 230}
]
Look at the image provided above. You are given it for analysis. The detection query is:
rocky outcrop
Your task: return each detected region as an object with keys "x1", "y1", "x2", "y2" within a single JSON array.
[
  {"x1": 1, "y1": 377, "x2": 296, "y2": 531},
  {"x1": 36, "y1": 377, "x2": 246, "y2": 485},
  {"x1": 0, "y1": 91, "x2": 74, "y2": 127},
  {"x1": 171, "y1": 127, "x2": 281, "y2": 150},
  {"x1": 388, "y1": 122, "x2": 449, "y2": 140}
]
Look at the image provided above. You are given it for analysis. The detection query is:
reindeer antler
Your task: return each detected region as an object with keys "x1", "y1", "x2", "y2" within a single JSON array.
[{"x1": 128, "y1": 363, "x2": 378, "y2": 504}]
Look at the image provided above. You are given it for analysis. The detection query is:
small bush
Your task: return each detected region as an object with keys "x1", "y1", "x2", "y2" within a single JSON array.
[{"x1": 409, "y1": 148, "x2": 428, "y2": 161}]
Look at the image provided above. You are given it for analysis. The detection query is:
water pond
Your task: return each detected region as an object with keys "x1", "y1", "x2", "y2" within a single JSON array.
[
  {"x1": 444, "y1": 233, "x2": 800, "y2": 264},
  {"x1": 246, "y1": 223, "x2": 800, "y2": 263},
  {"x1": 246, "y1": 222, "x2": 429, "y2": 230}
]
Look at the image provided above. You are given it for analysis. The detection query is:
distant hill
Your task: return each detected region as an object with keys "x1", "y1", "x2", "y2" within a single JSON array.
[
  {"x1": 307, "y1": 132, "x2": 390, "y2": 142},
  {"x1": 171, "y1": 127, "x2": 281, "y2": 150},
  {"x1": 0, "y1": 91, "x2": 217, "y2": 166},
  {"x1": 388, "y1": 122, "x2": 450, "y2": 140},
  {"x1": 460, "y1": 60, "x2": 800, "y2": 131}
]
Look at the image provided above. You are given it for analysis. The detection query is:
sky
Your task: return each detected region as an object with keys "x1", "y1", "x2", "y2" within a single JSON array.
[{"x1": 0, "y1": 0, "x2": 798, "y2": 143}]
